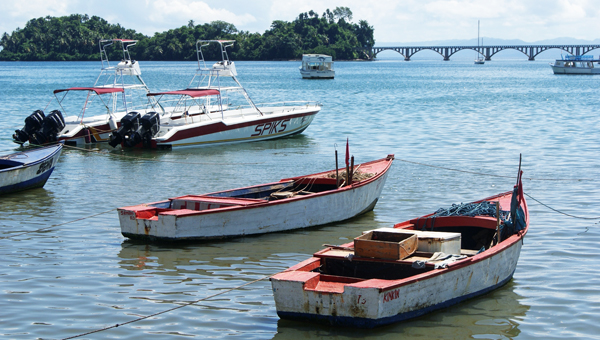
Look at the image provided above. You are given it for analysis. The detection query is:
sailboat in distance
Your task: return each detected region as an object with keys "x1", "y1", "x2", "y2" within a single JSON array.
[{"x1": 475, "y1": 20, "x2": 485, "y2": 64}]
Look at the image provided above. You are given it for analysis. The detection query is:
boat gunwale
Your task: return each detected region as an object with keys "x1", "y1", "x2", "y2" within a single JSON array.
[
  {"x1": 0, "y1": 144, "x2": 63, "y2": 172},
  {"x1": 119, "y1": 155, "x2": 394, "y2": 218},
  {"x1": 154, "y1": 109, "x2": 320, "y2": 143},
  {"x1": 274, "y1": 189, "x2": 528, "y2": 293}
]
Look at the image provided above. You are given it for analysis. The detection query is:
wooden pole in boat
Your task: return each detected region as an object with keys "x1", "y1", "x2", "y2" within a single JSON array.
[
  {"x1": 350, "y1": 156, "x2": 355, "y2": 185},
  {"x1": 496, "y1": 201, "x2": 501, "y2": 245},
  {"x1": 335, "y1": 150, "x2": 340, "y2": 188}
]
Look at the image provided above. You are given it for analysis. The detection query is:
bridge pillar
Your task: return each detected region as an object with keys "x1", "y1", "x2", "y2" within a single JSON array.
[
  {"x1": 528, "y1": 47, "x2": 535, "y2": 61},
  {"x1": 485, "y1": 47, "x2": 491, "y2": 61},
  {"x1": 443, "y1": 47, "x2": 450, "y2": 61},
  {"x1": 403, "y1": 48, "x2": 411, "y2": 61}
]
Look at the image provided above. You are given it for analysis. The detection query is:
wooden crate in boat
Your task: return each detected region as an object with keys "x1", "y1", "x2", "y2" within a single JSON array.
[{"x1": 354, "y1": 231, "x2": 418, "y2": 260}]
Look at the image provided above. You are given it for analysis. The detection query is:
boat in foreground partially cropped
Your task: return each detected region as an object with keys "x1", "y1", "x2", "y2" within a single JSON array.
[
  {"x1": 109, "y1": 40, "x2": 321, "y2": 149},
  {"x1": 13, "y1": 39, "x2": 155, "y2": 146},
  {"x1": 550, "y1": 55, "x2": 600, "y2": 74},
  {"x1": 117, "y1": 154, "x2": 394, "y2": 242},
  {"x1": 271, "y1": 164, "x2": 528, "y2": 328},
  {"x1": 0, "y1": 143, "x2": 63, "y2": 195}
]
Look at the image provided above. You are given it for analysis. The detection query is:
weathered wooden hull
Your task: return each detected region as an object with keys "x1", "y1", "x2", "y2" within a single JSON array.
[
  {"x1": 271, "y1": 188, "x2": 529, "y2": 328},
  {"x1": 0, "y1": 143, "x2": 63, "y2": 195},
  {"x1": 118, "y1": 155, "x2": 394, "y2": 242},
  {"x1": 272, "y1": 239, "x2": 522, "y2": 327}
]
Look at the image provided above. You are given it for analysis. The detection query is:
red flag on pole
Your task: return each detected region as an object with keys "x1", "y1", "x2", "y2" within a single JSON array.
[{"x1": 345, "y1": 138, "x2": 349, "y2": 166}]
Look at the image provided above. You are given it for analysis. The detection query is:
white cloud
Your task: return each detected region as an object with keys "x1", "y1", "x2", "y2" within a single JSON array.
[
  {"x1": 148, "y1": 0, "x2": 256, "y2": 29},
  {"x1": 1, "y1": 0, "x2": 599, "y2": 43}
]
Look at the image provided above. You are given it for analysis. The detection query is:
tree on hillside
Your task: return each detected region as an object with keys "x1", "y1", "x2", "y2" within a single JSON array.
[{"x1": 0, "y1": 9, "x2": 375, "y2": 61}]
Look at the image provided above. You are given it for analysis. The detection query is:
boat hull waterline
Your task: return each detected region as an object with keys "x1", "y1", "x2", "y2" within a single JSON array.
[
  {"x1": 117, "y1": 155, "x2": 394, "y2": 242},
  {"x1": 271, "y1": 184, "x2": 528, "y2": 328},
  {"x1": 153, "y1": 109, "x2": 319, "y2": 148},
  {"x1": 0, "y1": 143, "x2": 63, "y2": 195}
]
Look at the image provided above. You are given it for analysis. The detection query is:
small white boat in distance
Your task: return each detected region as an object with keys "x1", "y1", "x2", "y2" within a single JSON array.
[
  {"x1": 300, "y1": 54, "x2": 335, "y2": 79},
  {"x1": 271, "y1": 164, "x2": 528, "y2": 328},
  {"x1": 13, "y1": 39, "x2": 155, "y2": 146},
  {"x1": 550, "y1": 55, "x2": 600, "y2": 74},
  {"x1": 117, "y1": 155, "x2": 394, "y2": 242},
  {"x1": 0, "y1": 143, "x2": 63, "y2": 195},
  {"x1": 109, "y1": 40, "x2": 321, "y2": 149}
]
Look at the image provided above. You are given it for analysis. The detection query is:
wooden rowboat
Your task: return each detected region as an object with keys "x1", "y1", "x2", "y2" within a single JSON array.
[
  {"x1": 0, "y1": 143, "x2": 63, "y2": 195},
  {"x1": 117, "y1": 155, "x2": 394, "y2": 242},
  {"x1": 271, "y1": 168, "x2": 528, "y2": 328}
]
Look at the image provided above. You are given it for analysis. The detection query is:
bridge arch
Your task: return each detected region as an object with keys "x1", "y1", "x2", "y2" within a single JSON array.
[{"x1": 372, "y1": 44, "x2": 600, "y2": 61}]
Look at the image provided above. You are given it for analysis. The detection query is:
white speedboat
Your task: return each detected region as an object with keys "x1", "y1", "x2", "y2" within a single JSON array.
[
  {"x1": 109, "y1": 40, "x2": 321, "y2": 149},
  {"x1": 13, "y1": 39, "x2": 156, "y2": 146},
  {"x1": 300, "y1": 54, "x2": 335, "y2": 79},
  {"x1": 550, "y1": 55, "x2": 600, "y2": 74}
]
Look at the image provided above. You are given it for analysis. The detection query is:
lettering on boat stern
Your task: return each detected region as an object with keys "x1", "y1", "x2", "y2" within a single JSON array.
[
  {"x1": 36, "y1": 159, "x2": 54, "y2": 174},
  {"x1": 120, "y1": 210, "x2": 136, "y2": 220},
  {"x1": 251, "y1": 119, "x2": 290, "y2": 137},
  {"x1": 383, "y1": 289, "x2": 400, "y2": 303}
]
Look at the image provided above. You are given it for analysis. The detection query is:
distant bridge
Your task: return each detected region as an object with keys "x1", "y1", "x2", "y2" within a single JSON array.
[{"x1": 371, "y1": 44, "x2": 600, "y2": 61}]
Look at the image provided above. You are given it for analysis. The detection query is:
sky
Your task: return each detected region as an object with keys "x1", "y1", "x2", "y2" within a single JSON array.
[{"x1": 1, "y1": 0, "x2": 599, "y2": 43}]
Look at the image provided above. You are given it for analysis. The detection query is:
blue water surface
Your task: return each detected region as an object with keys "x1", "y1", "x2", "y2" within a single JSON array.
[{"x1": 0, "y1": 57, "x2": 599, "y2": 339}]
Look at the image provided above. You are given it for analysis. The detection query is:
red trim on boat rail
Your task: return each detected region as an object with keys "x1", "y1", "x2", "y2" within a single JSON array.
[
  {"x1": 53, "y1": 87, "x2": 125, "y2": 95},
  {"x1": 147, "y1": 89, "x2": 220, "y2": 98}
]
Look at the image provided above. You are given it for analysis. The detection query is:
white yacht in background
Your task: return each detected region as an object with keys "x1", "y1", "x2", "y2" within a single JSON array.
[
  {"x1": 299, "y1": 54, "x2": 335, "y2": 79},
  {"x1": 550, "y1": 55, "x2": 600, "y2": 74}
]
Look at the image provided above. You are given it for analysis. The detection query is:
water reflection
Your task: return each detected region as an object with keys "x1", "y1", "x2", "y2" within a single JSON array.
[{"x1": 272, "y1": 281, "x2": 529, "y2": 340}]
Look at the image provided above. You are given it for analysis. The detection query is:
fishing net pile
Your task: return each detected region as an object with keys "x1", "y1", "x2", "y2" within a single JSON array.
[
  {"x1": 432, "y1": 201, "x2": 510, "y2": 221},
  {"x1": 327, "y1": 170, "x2": 374, "y2": 182}
]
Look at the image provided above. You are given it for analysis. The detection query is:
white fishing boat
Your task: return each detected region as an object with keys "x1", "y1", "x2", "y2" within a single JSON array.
[
  {"x1": 117, "y1": 154, "x2": 394, "y2": 242},
  {"x1": 550, "y1": 55, "x2": 600, "y2": 74},
  {"x1": 474, "y1": 20, "x2": 485, "y2": 64},
  {"x1": 299, "y1": 54, "x2": 335, "y2": 79},
  {"x1": 109, "y1": 40, "x2": 321, "y2": 149},
  {"x1": 13, "y1": 39, "x2": 155, "y2": 146},
  {"x1": 271, "y1": 163, "x2": 528, "y2": 328},
  {"x1": 0, "y1": 143, "x2": 63, "y2": 195}
]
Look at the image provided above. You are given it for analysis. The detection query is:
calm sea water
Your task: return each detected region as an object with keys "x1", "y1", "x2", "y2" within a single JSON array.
[{"x1": 1, "y1": 57, "x2": 599, "y2": 339}]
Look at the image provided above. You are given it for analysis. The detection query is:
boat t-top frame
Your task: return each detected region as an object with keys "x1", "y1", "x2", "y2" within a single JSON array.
[{"x1": 190, "y1": 40, "x2": 263, "y2": 116}]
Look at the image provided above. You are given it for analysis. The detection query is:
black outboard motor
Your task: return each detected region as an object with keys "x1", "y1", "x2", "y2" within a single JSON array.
[
  {"x1": 30, "y1": 110, "x2": 66, "y2": 145},
  {"x1": 13, "y1": 110, "x2": 45, "y2": 144},
  {"x1": 109, "y1": 111, "x2": 140, "y2": 147},
  {"x1": 135, "y1": 112, "x2": 160, "y2": 148}
]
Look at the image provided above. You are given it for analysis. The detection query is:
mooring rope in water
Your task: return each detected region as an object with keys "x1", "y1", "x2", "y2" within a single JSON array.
[
  {"x1": 524, "y1": 193, "x2": 600, "y2": 220},
  {"x1": 61, "y1": 273, "x2": 277, "y2": 340},
  {"x1": 0, "y1": 208, "x2": 117, "y2": 240},
  {"x1": 62, "y1": 144, "x2": 264, "y2": 165},
  {"x1": 393, "y1": 157, "x2": 594, "y2": 182}
]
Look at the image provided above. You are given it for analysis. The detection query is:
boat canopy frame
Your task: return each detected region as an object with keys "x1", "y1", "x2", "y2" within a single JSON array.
[
  {"x1": 52, "y1": 87, "x2": 122, "y2": 123},
  {"x1": 190, "y1": 40, "x2": 263, "y2": 117}
]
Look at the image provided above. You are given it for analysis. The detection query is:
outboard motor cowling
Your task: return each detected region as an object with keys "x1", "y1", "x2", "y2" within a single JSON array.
[
  {"x1": 136, "y1": 111, "x2": 160, "y2": 148},
  {"x1": 109, "y1": 111, "x2": 140, "y2": 147},
  {"x1": 30, "y1": 110, "x2": 65, "y2": 145},
  {"x1": 13, "y1": 110, "x2": 45, "y2": 144}
]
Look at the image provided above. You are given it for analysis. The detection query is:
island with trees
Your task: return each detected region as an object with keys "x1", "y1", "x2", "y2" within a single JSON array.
[{"x1": 0, "y1": 7, "x2": 374, "y2": 61}]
